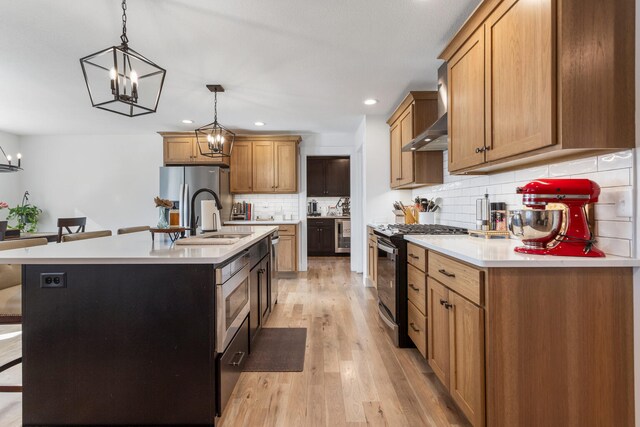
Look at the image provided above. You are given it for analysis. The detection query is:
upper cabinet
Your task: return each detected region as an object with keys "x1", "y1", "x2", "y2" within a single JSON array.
[
  {"x1": 387, "y1": 92, "x2": 444, "y2": 189},
  {"x1": 307, "y1": 157, "x2": 350, "y2": 197},
  {"x1": 229, "y1": 136, "x2": 301, "y2": 194},
  {"x1": 441, "y1": 0, "x2": 635, "y2": 174},
  {"x1": 160, "y1": 132, "x2": 231, "y2": 167}
]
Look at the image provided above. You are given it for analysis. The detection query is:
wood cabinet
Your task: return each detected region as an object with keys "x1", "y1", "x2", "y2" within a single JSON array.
[
  {"x1": 427, "y1": 267, "x2": 485, "y2": 427},
  {"x1": 366, "y1": 227, "x2": 377, "y2": 287},
  {"x1": 307, "y1": 157, "x2": 350, "y2": 197},
  {"x1": 307, "y1": 219, "x2": 335, "y2": 256},
  {"x1": 441, "y1": 0, "x2": 635, "y2": 174},
  {"x1": 229, "y1": 141, "x2": 253, "y2": 193},
  {"x1": 277, "y1": 224, "x2": 297, "y2": 272},
  {"x1": 387, "y1": 92, "x2": 444, "y2": 189},
  {"x1": 160, "y1": 132, "x2": 231, "y2": 166},
  {"x1": 228, "y1": 136, "x2": 301, "y2": 194}
]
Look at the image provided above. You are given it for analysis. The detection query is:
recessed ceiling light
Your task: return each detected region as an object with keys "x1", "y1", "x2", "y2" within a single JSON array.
[
  {"x1": 364, "y1": 99, "x2": 378, "y2": 105},
  {"x1": 181, "y1": 119, "x2": 194, "y2": 124},
  {"x1": 254, "y1": 122, "x2": 265, "y2": 126}
]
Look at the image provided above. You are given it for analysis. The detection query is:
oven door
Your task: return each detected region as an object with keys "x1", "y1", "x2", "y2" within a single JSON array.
[
  {"x1": 376, "y1": 237, "x2": 398, "y2": 344},
  {"x1": 216, "y1": 264, "x2": 250, "y2": 353}
]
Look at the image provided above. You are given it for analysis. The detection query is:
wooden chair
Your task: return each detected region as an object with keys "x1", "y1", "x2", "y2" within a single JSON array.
[
  {"x1": 0, "y1": 237, "x2": 48, "y2": 392},
  {"x1": 117, "y1": 226, "x2": 150, "y2": 235},
  {"x1": 61, "y1": 230, "x2": 112, "y2": 243},
  {"x1": 57, "y1": 217, "x2": 86, "y2": 243}
]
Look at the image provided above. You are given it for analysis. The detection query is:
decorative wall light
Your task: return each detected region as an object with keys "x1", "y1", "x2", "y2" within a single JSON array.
[
  {"x1": 195, "y1": 85, "x2": 235, "y2": 158},
  {"x1": 79, "y1": 0, "x2": 166, "y2": 117},
  {"x1": 0, "y1": 147, "x2": 22, "y2": 173}
]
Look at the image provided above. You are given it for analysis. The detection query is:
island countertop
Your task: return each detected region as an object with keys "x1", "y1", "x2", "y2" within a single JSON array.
[
  {"x1": 404, "y1": 235, "x2": 640, "y2": 268},
  {"x1": 0, "y1": 225, "x2": 278, "y2": 265}
]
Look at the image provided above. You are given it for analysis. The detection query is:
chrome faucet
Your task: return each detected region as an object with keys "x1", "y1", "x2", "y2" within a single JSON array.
[{"x1": 190, "y1": 188, "x2": 223, "y2": 235}]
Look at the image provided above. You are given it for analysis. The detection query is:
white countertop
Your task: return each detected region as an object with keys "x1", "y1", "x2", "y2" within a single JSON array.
[
  {"x1": 224, "y1": 220, "x2": 301, "y2": 225},
  {"x1": 404, "y1": 235, "x2": 640, "y2": 268},
  {"x1": 0, "y1": 226, "x2": 278, "y2": 265},
  {"x1": 308, "y1": 216, "x2": 351, "y2": 219}
]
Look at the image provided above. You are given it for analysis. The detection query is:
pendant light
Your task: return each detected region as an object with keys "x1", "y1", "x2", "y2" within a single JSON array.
[
  {"x1": 79, "y1": 0, "x2": 166, "y2": 117},
  {"x1": 0, "y1": 146, "x2": 22, "y2": 173},
  {"x1": 195, "y1": 85, "x2": 235, "y2": 158}
]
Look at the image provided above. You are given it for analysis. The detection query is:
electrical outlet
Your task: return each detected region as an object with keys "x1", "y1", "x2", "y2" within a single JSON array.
[
  {"x1": 615, "y1": 188, "x2": 633, "y2": 218},
  {"x1": 40, "y1": 273, "x2": 67, "y2": 288}
]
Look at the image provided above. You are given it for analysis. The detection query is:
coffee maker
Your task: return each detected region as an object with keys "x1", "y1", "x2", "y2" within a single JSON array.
[
  {"x1": 508, "y1": 178, "x2": 604, "y2": 257},
  {"x1": 307, "y1": 199, "x2": 320, "y2": 217}
]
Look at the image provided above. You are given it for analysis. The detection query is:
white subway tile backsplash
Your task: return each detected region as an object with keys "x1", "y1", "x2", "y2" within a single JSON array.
[
  {"x1": 598, "y1": 150, "x2": 633, "y2": 171},
  {"x1": 412, "y1": 150, "x2": 635, "y2": 257},
  {"x1": 233, "y1": 194, "x2": 300, "y2": 220},
  {"x1": 549, "y1": 156, "x2": 598, "y2": 177}
]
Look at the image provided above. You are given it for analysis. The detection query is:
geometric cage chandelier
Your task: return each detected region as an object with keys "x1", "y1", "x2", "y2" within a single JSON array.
[
  {"x1": 195, "y1": 85, "x2": 235, "y2": 159},
  {"x1": 79, "y1": 0, "x2": 166, "y2": 117}
]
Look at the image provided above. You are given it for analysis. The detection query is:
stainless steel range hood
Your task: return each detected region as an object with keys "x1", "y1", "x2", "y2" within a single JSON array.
[{"x1": 402, "y1": 62, "x2": 448, "y2": 152}]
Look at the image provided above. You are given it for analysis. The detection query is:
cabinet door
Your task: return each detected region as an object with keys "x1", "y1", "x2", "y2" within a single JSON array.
[
  {"x1": 427, "y1": 278, "x2": 450, "y2": 389},
  {"x1": 306, "y1": 157, "x2": 326, "y2": 197},
  {"x1": 367, "y1": 237, "x2": 377, "y2": 287},
  {"x1": 448, "y1": 291, "x2": 485, "y2": 427},
  {"x1": 399, "y1": 107, "x2": 415, "y2": 187},
  {"x1": 325, "y1": 158, "x2": 350, "y2": 196},
  {"x1": 230, "y1": 141, "x2": 253, "y2": 193},
  {"x1": 164, "y1": 136, "x2": 195, "y2": 164},
  {"x1": 485, "y1": 0, "x2": 555, "y2": 161},
  {"x1": 390, "y1": 122, "x2": 402, "y2": 188},
  {"x1": 249, "y1": 264, "x2": 260, "y2": 343},
  {"x1": 274, "y1": 141, "x2": 297, "y2": 193},
  {"x1": 277, "y1": 235, "x2": 296, "y2": 272},
  {"x1": 448, "y1": 27, "x2": 486, "y2": 172},
  {"x1": 252, "y1": 141, "x2": 275, "y2": 192}
]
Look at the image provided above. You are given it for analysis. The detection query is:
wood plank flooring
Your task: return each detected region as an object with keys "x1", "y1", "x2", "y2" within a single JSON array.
[
  {"x1": 0, "y1": 257, "x2": 469, "y2": 426},
  {"x1": 219, "y1": 257, "x2": 469, "y2": 427}
]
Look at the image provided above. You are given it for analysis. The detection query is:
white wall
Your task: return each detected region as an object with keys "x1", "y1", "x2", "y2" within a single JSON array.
[
  {"x1": 0, "y1": 131, "x2": 24, "y2": 220},
  {"x1": 19, "y1": 134, "x2": 163, "y2": 233}
]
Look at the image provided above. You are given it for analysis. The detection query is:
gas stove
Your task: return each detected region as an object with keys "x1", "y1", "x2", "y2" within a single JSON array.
[{"x1": 375, "y1": 223, "x2": 468, "y2": 238}]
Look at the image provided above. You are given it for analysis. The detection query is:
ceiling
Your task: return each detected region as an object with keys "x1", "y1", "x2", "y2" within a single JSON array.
[{"x1": 0, "y1": 0, "x2": 480, "y2": 136}]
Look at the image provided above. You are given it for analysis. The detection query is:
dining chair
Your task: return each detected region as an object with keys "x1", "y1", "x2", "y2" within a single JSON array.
[
  {"x1": 61, "y1": 230, "x2": 112, "y2": 243},
  {"x1": 117, "y1": 225, "x2": 150, "y2": 235},
  {"x1": 0, "y1": 237, "x2": 48, "y2": 392},
  {"x1": 56, "y1": 217, "x2": 87, "y2": 243}
]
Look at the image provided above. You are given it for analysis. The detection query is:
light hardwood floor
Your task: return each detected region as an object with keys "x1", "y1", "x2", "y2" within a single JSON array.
[
  {"x1": 0, "y1": 257, "x2": 468, "y2": 426},
  {"x1": 219, "y1": 257, "x2": 469, "y2": 427}
]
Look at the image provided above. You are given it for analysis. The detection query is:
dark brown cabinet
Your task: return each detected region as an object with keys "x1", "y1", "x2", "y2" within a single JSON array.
[
  {"x1": 249, "y1": 249, "x2": 271, "y2": 344},
  {"x1": 307, "y1": 157, "x2": 350, "y2": 197},
  {"x1": 307, "y1": 219, "x2": 335, "y2": 256}
]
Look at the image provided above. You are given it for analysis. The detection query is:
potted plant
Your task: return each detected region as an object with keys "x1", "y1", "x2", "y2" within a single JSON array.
[{"x1": 7, "y1": 191, "x2": 42, "y2": 233}]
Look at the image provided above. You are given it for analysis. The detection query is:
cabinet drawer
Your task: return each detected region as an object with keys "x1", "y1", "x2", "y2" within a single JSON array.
[
  {"x1": 407, "y1": 264, "x2": 426, "y2": 315},
  {"x1": 408, "y1": 300, "x2": 427, "y2": 359},
  {"x1": 429, "y1": 252, "x2": 483, "y2": 306},
  {"x1": 218, "y1": 315, "x2": 249, "y2": 416},
  {"x1": 407, "y1": 243, "x2": 426, "y2": 272},
  {"x1": 278, "y1": 224, "x2": 296, "y2": 236}
]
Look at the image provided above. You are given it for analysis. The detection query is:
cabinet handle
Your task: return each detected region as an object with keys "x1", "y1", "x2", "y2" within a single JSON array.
[
  {"x1": 229, "y1": 351, "x2": 246, "y2": 367},
  {"x1": 484, "y1": 145, "x2": 491, "y2": 151},
  {"x1": 409, "y1": 284, "x2": 420, "y2": 292},
  {"x1": 438, "y1": 268, "x2": 456, "y2": 278},
  {"x1": 395, "y1": 177, "x2": 402, "y2": 181},
  {"x1": 439, "y1": 299, "x2": 447, "y2": 305},
  {"x1": 444, "y1": 303, "x2": 453, "y2": 310},
  {"x1": 409, "y1": 322, "x2": 420, "y2": 332},
  {"x1": 408, "y1": 254, "x2": 419, "y2": 259},
  {"x1": 475, "y1": 147, "x2": 485, "y2": 154}
]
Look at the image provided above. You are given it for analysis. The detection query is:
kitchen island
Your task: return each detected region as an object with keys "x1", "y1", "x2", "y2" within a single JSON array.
[
  {"x1": 401, "y1": 234, "x2": 639, "y2": 427},
  {"x1": 0, "y1": 225, "x2": 278, "y2": 426}
]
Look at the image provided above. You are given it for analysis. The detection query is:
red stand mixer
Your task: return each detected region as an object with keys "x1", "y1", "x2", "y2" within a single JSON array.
[{"x1": 509, "y1": 178, "x2": 605, "y2": 257}]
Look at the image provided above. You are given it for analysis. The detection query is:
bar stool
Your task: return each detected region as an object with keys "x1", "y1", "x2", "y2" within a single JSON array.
[
  {"x1": 61, "y1": 230, "x2": 112, "y2": 243},
  {"x1": 117, "y1": 226, "x2": 150, "y2": 235},
  {"x1": 56, "y1": 217, "x2": 86, "y2": 243}
]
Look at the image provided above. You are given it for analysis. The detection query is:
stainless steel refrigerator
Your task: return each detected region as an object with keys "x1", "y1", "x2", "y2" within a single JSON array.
[{"x1": 159, "y1": 166, "x2": 232, "y2": 230}]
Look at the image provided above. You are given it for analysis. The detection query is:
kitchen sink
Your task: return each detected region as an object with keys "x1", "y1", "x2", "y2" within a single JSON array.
[{"x1": 175, "y1": 231, "x2": 253, "y2": 246}]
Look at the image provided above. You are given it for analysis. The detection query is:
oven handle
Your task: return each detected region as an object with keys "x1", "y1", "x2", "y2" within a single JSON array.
[
  {"x1": 219, "y1": 263, "x2": 250, "y2": 300},
  {"x1": 377, "y1": 242, "x2": 397, "y2": 255}
]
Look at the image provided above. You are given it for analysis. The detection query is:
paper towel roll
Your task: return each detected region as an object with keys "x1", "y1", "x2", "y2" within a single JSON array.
[{"x1": 201, "y1": 200, "x2": 217, "y2": 231}]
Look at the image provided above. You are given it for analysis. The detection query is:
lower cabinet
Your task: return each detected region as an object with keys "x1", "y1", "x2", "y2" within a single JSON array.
[
  {"x1": 307, "y1": 219, "x2": 335, "y2": 256},
  {"x1": 277, "y1": 224, "x2": 298, "y2": 272},
  {"x1": 427, "y1": 276, "x2": 485, "y2": 427},
  {"x1": 367, "y1": 235, "x2": 378, "y2": 287},
  {"x1": 249, "y1": 254, "x2": 271, "y2": 344},
  {"x1": 217, "y1": 315, "x2": 249, "y2": 416}
]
